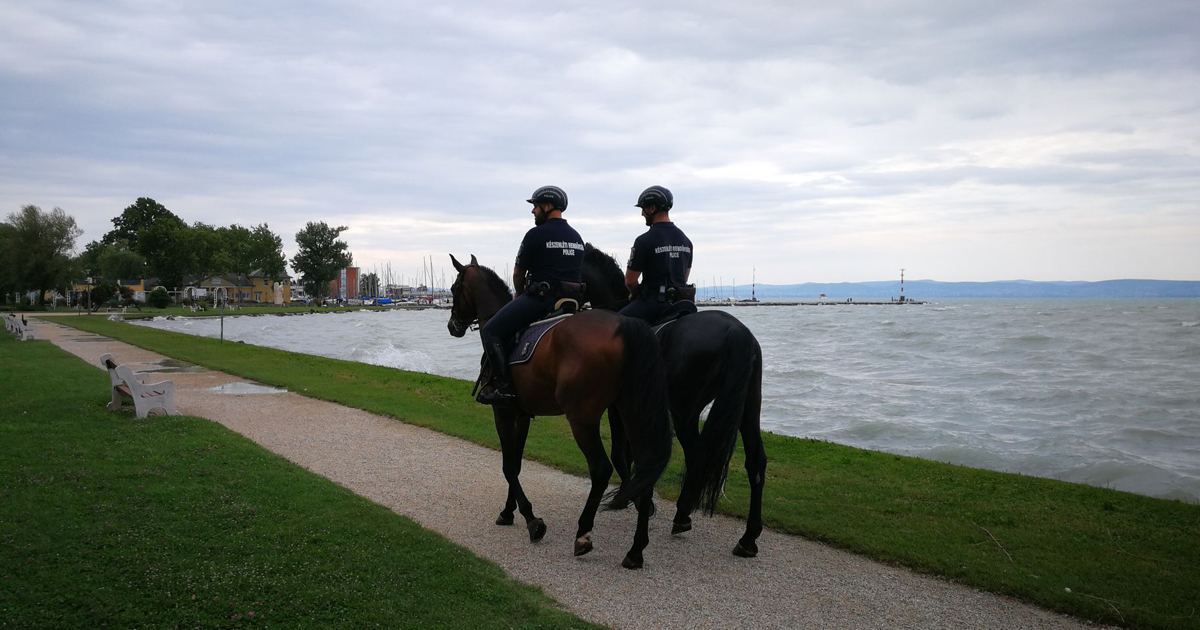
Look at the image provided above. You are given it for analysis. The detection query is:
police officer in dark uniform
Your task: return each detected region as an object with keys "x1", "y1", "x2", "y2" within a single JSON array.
[
  {"x1": 619, "y1": 185, "x2": 695, "y2": 323},
  {"x1": 477, "y1": 185, "x2": 585, "y2": 405}
]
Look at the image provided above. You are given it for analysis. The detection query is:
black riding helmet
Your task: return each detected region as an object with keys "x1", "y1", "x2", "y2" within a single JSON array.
[
  {"x1": 635, "y1": 185, "x2": 673, "y2": 211},
  {"x1": 527, "y1": 185, "x2": 568, "y2": 211}
]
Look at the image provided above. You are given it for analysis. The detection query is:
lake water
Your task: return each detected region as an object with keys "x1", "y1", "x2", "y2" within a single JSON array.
[{"x1": 133, "y1": 299, "x2": 1200, "y2": 502}]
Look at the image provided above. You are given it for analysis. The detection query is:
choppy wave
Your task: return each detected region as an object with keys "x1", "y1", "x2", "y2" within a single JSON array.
[{"x1": 134, "y1": 298, "x2": 1200, "y2": 502}]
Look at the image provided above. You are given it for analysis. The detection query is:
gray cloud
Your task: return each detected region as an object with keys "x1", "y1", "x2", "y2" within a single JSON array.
[{"x1": 2, "y1": 0, "x2": 1198, "y2": 283}]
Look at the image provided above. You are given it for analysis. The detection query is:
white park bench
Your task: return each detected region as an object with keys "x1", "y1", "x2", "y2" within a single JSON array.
[
  {"x1": 99, "y1": 353, "x2": 179, "y2": 418},
  {"x1": 3, "y1": 313, "x2": 14, "y2": 333},
  {"x1": 9, "y1": 315, "x2": 36, "y2": 341}
]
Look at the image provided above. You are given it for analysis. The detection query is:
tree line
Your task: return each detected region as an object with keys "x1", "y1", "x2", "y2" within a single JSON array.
[{"x1": 3, "y1": 198, "x2": 354, "y2": 307}]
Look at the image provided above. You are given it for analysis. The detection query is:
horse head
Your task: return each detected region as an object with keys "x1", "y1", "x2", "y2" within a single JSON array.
[
  {"x1": 447, "y1": 254, "x2": 509, "y2": 337},
  {"x1": 582, "y1": 243, "x2": 630, "y2": 311}
]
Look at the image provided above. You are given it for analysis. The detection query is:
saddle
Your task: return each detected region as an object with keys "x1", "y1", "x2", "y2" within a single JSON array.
[
  {"x1": 649, "y1": 299, "x2": 698, "y2": 333},
  {"x1": 508, "y1": 313, "x2": 573, "y2": 365}
]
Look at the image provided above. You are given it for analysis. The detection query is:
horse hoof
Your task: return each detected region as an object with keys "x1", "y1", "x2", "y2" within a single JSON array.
[
  {"x1": 527, "y1": 518, "x2": 547, "y2": 542},
  {"x1": 621, "y1": 553, "x2": 644, "y2": 570},
  {"x1": 732, "y1": 540, "x2": 759, "y2": 558},
  {"x1": 671, "y1": 520, "x2": 692, "y2": 535},
  {"x1": 574, "y1": 534, "x2": 593, "y2": 556},
  {"x1": 496, "y1": 512, "x2": 515, "y2": 526}
]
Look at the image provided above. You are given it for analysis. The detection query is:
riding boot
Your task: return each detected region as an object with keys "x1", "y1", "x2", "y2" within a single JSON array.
[{"x1": 476, "y1": 341, "x2": 517, "y2": 406}]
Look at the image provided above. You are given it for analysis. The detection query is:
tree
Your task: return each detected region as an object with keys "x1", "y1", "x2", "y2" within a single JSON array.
[
  {"x1": 222, "y1": 224, "x2": 254, "y2": 302},
  {"x1": 248, "y1": 224, "x2": 287, "y2": 282},
  {"x1": 292, "y1": 222, "x2": 352, "y2": 302},
  {"x1": 87, "y1": 282, "x2": 121, "y2": 310},
  {"x1": 76, "y1": 240, "x2": 106, "y2": 278},
  {"x1": 3, "y1": 205, "x2": 82, "y2": 306},
  {"x1": 360, "y1": 272, "x2": 380, "y2": 297},
  {"x1": 98, "y1": 242, "x2": 147, "y2": 281},
  {"x1": 104, "y1": 197, "x2": 180, "y2": 251},
  {"x1": 0, "y1": 223, "x2": 17, "y2": 303},
  {"x1": 136, "y1": 212, "x2": 189, "y2": 289}
]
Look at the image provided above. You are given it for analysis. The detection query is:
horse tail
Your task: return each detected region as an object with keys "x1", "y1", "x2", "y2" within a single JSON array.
[
  {"x1": 693, "y1": 321, "x2": 761, "y2": 515},
  {"x1": 606, "y1": 317, "x2": 673, "y2": 509}
]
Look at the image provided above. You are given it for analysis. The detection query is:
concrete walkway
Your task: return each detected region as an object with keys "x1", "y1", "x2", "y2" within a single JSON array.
[{"x1": 32, "y1": 318, "x2": 1106, "y2": 630}]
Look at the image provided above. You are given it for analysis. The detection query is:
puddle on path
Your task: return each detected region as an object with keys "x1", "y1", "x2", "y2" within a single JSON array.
[
  {"x1": 137, "y1": 358, "x2": 209, "y2": 374},
  {"x1": 208, "y1": 382, "x2": 288, "y2": 395}
]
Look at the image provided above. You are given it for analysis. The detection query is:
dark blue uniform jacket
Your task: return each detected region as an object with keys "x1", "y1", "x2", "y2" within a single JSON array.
[
  {"x1": 514, "y1": 218, "x2": 584, "y2": 285},
  {"x1": 627, "y1": 222, "x2": 692, "y2": 291}
]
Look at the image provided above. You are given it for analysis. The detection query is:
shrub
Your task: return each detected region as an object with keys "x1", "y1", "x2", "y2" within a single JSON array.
[{"x1": 148, "y1": 287, "x2": 171, "y2": 308}]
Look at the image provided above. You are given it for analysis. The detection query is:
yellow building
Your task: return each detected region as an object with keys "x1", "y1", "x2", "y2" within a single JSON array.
[
  {"x1": 187, "y1": 271, "x2": 291, "y2": 304},
  {"x1": 68, "y1": 271, "x2": 291, "y2": 305},
  {"x1": 68, "y1": 278, "x2": 150, "y2": 302}
]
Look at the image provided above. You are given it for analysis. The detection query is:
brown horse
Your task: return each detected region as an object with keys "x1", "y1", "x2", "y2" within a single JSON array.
[{"x1": 447, "y1": 254, "x2": 673, "y2": 569}]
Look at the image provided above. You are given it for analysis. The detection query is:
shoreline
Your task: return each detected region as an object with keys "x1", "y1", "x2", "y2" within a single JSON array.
[{"x1": 33, "y1": 314, "x2": 1200, "y2": 629}]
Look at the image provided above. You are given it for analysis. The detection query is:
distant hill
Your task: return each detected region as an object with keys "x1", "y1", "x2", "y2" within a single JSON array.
[{"x1": 703, "y1": 279, "x2": 1200, "y2": 299}]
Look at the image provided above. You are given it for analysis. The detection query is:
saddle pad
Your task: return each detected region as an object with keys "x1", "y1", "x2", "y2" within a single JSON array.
[{"x1": 509, "y1": 314, "x2": 573, "y2": 365}]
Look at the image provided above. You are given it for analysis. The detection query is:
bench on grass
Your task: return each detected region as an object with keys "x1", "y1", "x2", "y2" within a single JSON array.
[
  {"x1": 3, "y1": 313, "x2": 14, "y2": 333},
  {"x1": 10, "y1": 315, "x2": 36, "y2": 341},
  {"x1": 99, "y1": 353, "x2": 179, "y2": 418}
]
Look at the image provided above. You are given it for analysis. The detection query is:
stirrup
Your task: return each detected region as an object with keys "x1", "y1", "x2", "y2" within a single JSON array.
[{"x1": 476, "y1": 386, "x2": 517, "y2": 406}]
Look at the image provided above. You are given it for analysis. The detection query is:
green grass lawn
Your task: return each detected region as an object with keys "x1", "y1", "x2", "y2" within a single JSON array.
[
  {"x1": 0, "y1": 334, "x2": 602, "y2": 630},
  {"x1": 40, "y1": 316, "x2": 1200, "y2": 630}
]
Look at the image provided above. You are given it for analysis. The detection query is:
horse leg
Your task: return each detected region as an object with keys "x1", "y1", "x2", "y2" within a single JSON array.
[
  {"x1": 622, "y1": 492, "x2": 654, "y2": 570},
  {"x1": 569, "y1": 419, "x2": 613, "y2": 557},
  {"x1": 494, "y1": 411, "x2": 545, "y2": 542},
  {"x1": 734, "y1": 372, "x2": 765, "y2": 558},
  {"x1": 671, "y1": 402, "x2": 703, "y2": 535},
  {"x1": 607, "y1": 407, "x2": 633, "y2": 507}
]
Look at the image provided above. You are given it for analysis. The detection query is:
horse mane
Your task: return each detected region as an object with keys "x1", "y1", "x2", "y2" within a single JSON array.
[
  {"x1": 474, "y1": 263, "x2": 514, "y2": 300},
  {"x1": 583, "y1": 243, "x2": 626, "y2": 298}
]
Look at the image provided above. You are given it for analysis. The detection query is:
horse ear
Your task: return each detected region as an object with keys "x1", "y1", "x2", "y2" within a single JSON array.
[
  {"x1": 450, "y1": 254, "x2": 465, "y2": 273},
  {"x1": 470, "y1": 254, "x2": 478, "y2": 266}
]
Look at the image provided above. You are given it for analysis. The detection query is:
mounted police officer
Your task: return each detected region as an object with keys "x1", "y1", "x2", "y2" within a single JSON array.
[
  {"x1": 477, "y1": 185, "x2": 585, "y2": 406},
  {"x1": 619, "y1": 185, "x2": 696, "y2": 324}
]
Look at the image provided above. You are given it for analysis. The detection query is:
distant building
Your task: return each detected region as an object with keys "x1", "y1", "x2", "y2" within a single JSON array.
[
  {"x1": 182, "y1": 271, "x2": 292, "y2": 304},
  {"x1": 329, "y1": 267, "x2": 359, "y2": 300}
]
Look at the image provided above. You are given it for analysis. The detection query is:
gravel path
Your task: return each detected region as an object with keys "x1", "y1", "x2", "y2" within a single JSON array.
[{"x1": 33, "y1": 318, "x2": 1106, "y2": 630}]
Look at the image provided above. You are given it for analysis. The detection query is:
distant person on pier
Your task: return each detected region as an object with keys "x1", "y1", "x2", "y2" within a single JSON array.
[
  {"x1": 476, "y1": 185, "x2": 586, "y2": 406},
  {"x1": 619, "y1": 185, "x2": 696, "y2": 324}
]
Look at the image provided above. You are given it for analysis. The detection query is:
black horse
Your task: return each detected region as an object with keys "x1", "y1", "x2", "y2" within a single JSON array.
[
  {"x1": 448, "y1": 254, "x2": 673, "y2": 569},
  {"x1": 583, "y1": 244, "x2": 767, "y2": 557}
]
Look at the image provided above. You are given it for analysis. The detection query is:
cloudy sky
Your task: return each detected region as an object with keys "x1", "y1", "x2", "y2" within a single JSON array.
[{"x1": 2, "y1": 0, "x2": 1198, "y2": 284}]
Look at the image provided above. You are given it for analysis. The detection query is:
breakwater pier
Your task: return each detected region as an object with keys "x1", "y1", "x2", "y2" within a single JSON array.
[{"x1": 701, "y1": 299, "x2": 926, "y2": 307}]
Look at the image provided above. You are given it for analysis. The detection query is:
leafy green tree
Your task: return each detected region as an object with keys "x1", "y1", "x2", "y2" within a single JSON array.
[
  {"x1": 76, "y1": 240, "x2": 106, "y2": 278},
  {"x1": 104, "y1": 197, "x2": 180, "y2": 251},
  {"x1": 98, "y1": 242, "x2": 147, "y2": 281},
  {"x1": 136, "y1": 212, "x2": 190, "y2": 288},
  {"x1": 191, "y1": 223, "x2": 232, "y2": 279},
  {"x1": 86, "y1": 282, "x2": 119, "y2": 311},
  {"x1": 249, "y1": 224, "x2": 287, "y2": 282},
  {"x1": 222, "y1": 224, "x2": 254, "y2": 302},
  {"x1": 0, "y1": 223, "x2": 17, "y2": 303},
  {"x1": 292, "y1": 222, "x2": 352, "y2": 302},
  {"x1": 3, "y1": 205, "x2": 82, "y2": 306}
]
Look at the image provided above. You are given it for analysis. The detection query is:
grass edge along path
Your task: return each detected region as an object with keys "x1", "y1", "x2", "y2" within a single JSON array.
[
  {"x1": 0, "y1": 333, "x2": 604, "y2": 629},
  {"x1": 47, "y1": 316, "x2": 1200, "y2": 630}
]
